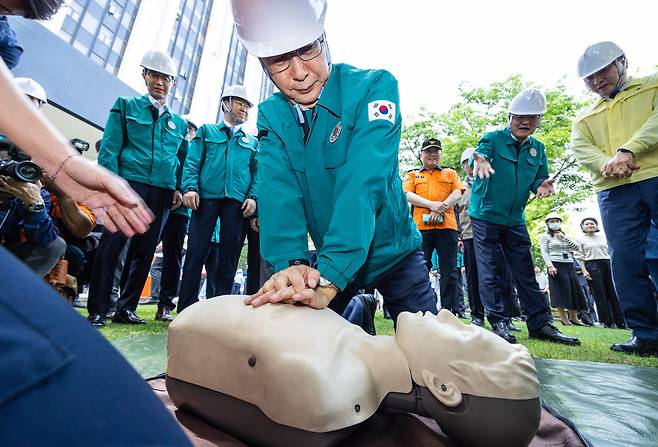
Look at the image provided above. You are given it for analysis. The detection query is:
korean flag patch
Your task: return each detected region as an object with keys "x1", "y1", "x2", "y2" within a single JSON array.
[{"x1": 368, "y1": 100, "x2": 395, "y2": 124}]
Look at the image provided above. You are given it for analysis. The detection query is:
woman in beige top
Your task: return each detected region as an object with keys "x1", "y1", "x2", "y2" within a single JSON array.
[{"x1": 577, "y1": 218, "x2": 626, "y2": 328}]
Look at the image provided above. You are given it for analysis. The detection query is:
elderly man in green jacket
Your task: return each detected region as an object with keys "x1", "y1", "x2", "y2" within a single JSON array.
[
  {"x1": 87, "y1": 50, "x2": 188, "y2": 327},
  {"x1": 571, "y1": 42, "x2": 658, "y2": 356},
  {"x1": 177, "y1": 85, "x2": 258, "y2": 311},
  {"x1": 469, "y1": 89, "x2": 579, "y2": 346},
  {"x1": 232, "y1": 0, "x2": 437, "y2": 326}
]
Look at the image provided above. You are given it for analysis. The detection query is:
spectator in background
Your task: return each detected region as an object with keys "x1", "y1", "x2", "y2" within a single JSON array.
[
  {"x1": 470, "y1": 89, "x2": 579, "y2": 346},
  {"x1": 0, "y1": 77, "x2": 65, "y2": 277},
  {"x1": 178, "y1": 85, "x2": 258, "y2": 312},
  {"x1": 87, "y1": 50, "x2": 188, "y2": 327},
  {"x1": 458, "y1": 147, "x2": 485, "y2": 326},
  {"x1": 572, "y1": 41, "x2": 658, "y2": 356},
  {"x1": 404, "y1": 137, "x2": 464, "y2": 315},
  {"x1": 0, "y1": 16, "x2": 23, "y2": 69},
  {"x1": 540, "y1": 212, "x2": 587, "y2": 326},
  {"x1": 577, "y1": 217, "x2": 625, "y2": 328}
]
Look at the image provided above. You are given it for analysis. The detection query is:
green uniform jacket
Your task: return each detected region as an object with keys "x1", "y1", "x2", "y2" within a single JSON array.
[
  {"x1": 181, "y1": 122, "x2": 258, "y2": 201},
  {"x1": 98, "y1": 95, "x2": 188, "y2": 190},
  {"x1": 256, "y1": 63, "x2": 421, "y2": 290},
  {"x1": 469, "y1": 128, "x2": 549, "y2": 227}
]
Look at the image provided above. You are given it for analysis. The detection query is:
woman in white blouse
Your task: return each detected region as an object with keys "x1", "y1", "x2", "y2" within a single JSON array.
[
  {"x1": 540, "y1": 213, "x2": 587, "y2": 326},
  {"x1": 577, "y1": 218, "x2": 626, "y2": 328}
]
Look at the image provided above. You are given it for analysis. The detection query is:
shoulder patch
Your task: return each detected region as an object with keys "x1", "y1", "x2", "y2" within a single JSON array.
[{"x1": 368, "y1": 100, "x2": 395, "y2": 124}]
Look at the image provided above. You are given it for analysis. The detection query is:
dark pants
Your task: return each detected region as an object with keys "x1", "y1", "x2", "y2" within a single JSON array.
[
  {"x1": 329, "y1": 249, "x2": 437, "y2": 326},
  {"x1": 245, "y1": 224, "x2": 261, "y2": 295},
  {"x1": 585, "y1": 259, "x2": 624, "y2": 327},
  {"x1": 10, "y1": 236, "x2": 66, "y2": 278},
  {"x1": 64, "y1": 244, "x2": 86, "y2": 278},
  {"x1": 87, "y1": 182, "x2": 172, "y2": 316},
  {"x1": 472, "y1": 218, "x2": 552, "y2": 332},
  {"x1": 158, "y1": 213, "x2": 189, "y2": 310},
  {"x1": 421, "y1": 229, "x2": 459, "y2": 313},
  {"x1": 0, "y1": 247, "x2": 192, "y2": 447},
  {"x1": 598, "y1": 177, "x2": 658, "y2": 343},
  {"x1": 462, "y1": 238, "x2": 484, "y2": 319},
  {"x1": 178, "y1": 198, "x2": 246, "y2": 312}
]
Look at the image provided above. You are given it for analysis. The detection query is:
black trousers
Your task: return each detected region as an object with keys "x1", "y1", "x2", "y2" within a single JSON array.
[
  {"x1": 178, "y1": 198, "x2": 246, "y2": 312},
  {"x1": 87, "y1": 181, "x2": 172, "y2": 316},
  {"x1": 245, "y1": 224, "x2": 261, "y2": 295},
  {"x1": 421, "y1": 229, "x2": 459, "y2": 313},
  {"x1": 472, "y1": 218, "x2": 552, "y2": 332},
  {"x1": 586, "y1": 259, "x2": 626, "y2": 327},
  {"x1": 158, "y1": 212, "x2": 189, "y2": 310},
  {"x1": 205, "y1": 242, "x2": 220, "y2": 298},
  {"x1": 462, "y1": 238, "x2": 484, "y2": 319}
]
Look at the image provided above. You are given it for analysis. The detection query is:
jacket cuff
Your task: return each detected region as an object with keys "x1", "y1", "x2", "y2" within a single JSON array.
[{"x1": 316, "y1": 261, "x2": 348, "y2": 291}]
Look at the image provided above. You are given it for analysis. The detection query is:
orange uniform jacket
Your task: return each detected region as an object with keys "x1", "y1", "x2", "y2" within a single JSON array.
[{"x1": 403, "y1": 167, "x2": 464, "y2": 231}]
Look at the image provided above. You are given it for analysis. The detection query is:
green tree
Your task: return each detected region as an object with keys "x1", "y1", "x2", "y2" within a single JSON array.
[{"x1": 400, "y1": 75, "x2": 593, "y2": 265}]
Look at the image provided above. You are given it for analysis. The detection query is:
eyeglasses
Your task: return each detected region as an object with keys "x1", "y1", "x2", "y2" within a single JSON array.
[
  {"x1": 145, "y1": 70, "x2": 174, "y2": 83},
  {"x1": 262, "y1": 38, "x2": 324, "y2": 75},
  {"x1": 584, "y1": 63, "x2": 615, "y2": 84},
  {"x1": 510, "y1": 114, "x2": 540, "y2": 122}
]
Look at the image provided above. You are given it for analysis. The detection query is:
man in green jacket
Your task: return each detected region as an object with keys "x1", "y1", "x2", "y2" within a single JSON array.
[
  {"x1": 469, "y1": 89, "x2": 579, "y2": 346},
  {"x1": 177, "y1": 85, "x2": 258, "y2": 311},
  {"x1": 571, "y1": 42, "x2": 658, "y2": 356},
  {"x1": 87, "y1": 50, "x2": 188, "y2": 327},
  {"x1": 232, "y1": 0, "x2": 437, "y2": 324}
]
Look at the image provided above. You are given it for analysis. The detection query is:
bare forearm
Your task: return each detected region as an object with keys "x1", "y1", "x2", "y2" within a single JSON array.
[
  {"x1": 405, "y1": 191, "x2": 436, "y2": 209},
  {"x1": 443, "y1": 189, "x2": 462, "y2": 208},
  {"x1": 59, "y1": 196, "x2": 94, "y2": 238}
]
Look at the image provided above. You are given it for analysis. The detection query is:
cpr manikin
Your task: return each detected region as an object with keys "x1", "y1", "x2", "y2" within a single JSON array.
[{"x1": 167, "y1": 296, "x2": 541, "y2": 446}]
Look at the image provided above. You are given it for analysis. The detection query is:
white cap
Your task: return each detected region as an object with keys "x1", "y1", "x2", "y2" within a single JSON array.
[
  {"x1": 460, "y1": 147, "x2": 476, "y2": 164},
  {"x1": 182, "y1": 115, "x2": 201, "y2": 130},
  {"x1": 140, "y1": 50, "x2": 177, "y2": 77},
  {"x1": 577, "y1": 41, "x2": 624, "y2": 78},
  {"x1": 15, "y1": 77, "x2": 47, "y2": 103},
  {"x1": 221, "y1": 84, "x2": 253, "y2": 107},
  {"x1": 230, "y1": 0, "x2": 327, "y2": 58},
  {"x1": 544, "y1": 212, "x2": 562, "y2": 222},
  {"x1": 509, "y1": 89, "x2": 547, "y2": 115}
]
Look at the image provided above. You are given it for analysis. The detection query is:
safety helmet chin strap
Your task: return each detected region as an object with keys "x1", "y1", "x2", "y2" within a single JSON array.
[
  {"x1": 222, "y1": 97, "x2": 245, "y2": 126},
  {"x1": 607, "y1": 58, "x2": 628, "y2": 99}
]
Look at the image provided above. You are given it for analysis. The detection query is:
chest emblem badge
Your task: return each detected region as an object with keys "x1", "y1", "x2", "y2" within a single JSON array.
[
  {"x1": 167, "y1": 120, "x2": 176, "y2": 130},
  {"x1": 529, "y1": 148, "x2": 537, "y2": 157},
  {"x1": 242, "y1": 136, "x2": 249, "y2": 143},
  {"x1": 329, "y1": 122, "x2": 342, "y2": 144}
]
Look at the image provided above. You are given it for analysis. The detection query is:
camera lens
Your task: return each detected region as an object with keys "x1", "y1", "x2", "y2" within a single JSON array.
[{"x1": 17, "y1": 163, "x2": 41, "y2": 182}]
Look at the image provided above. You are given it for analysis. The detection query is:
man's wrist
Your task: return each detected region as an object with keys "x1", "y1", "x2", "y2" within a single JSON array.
[{"x1": 618, "y1": 148, "x2": 634, "y2": 156}]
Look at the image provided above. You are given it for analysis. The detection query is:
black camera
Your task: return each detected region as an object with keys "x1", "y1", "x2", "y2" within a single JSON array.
[{"x1": 0, "y1": 159, "x2": 42, "y2": 182}]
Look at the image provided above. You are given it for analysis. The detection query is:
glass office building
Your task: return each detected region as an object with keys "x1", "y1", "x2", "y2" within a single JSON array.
[{"x1": 58, "y1": 0, "x2": 141, "y2": 75}]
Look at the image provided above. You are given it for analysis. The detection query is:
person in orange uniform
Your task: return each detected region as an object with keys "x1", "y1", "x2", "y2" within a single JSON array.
[{"x1": 404, "y1": 138, "x2": 464, "y2": 314}]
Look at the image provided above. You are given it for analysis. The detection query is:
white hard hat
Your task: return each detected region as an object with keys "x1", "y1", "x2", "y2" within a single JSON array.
[
  {"x1": 544, "y1": 212, "x2": 562, "y2": 223},
  {"x1": 140, "y1": 50, "x2": 177, "y2": 77},
  {"x1": 460, "y1": 147, "x2": 476, "y2": 164},
  {"x1": 182, "y1": 115, "x2": 200, "y2": 130},
  {"x1": 221, "y1": 85, "x2": 253, "y2": 107},
  {"x1": 509, "y1": 89, "x2": 547, "y2": 115},
  {"x1": 230, "y1": 0, "x2": 327, "y2": 58},
  {"x1": 577, "y1": 42, "x2": 624, "y2": 78},
  {"x1": 15, "y1": 77, "x2": 47, "y2": 103}
]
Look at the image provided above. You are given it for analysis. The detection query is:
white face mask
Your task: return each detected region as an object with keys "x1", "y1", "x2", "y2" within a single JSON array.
[{"x1": 548, "y1": 222, "x2": 561, "y2": 231}]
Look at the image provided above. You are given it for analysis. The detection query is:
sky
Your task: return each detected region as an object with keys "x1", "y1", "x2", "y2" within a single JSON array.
[
  {"x1": 325, "y1": 0, "x2": 657, "y2": 230},
  {"x1": 325, "y1": 0, "x2": 657, "y2": 120}
]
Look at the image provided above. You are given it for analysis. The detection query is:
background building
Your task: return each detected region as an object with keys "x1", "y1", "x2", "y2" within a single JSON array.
[{"x1": 9, "y1": 0, "x2": 274, "y2": 160}]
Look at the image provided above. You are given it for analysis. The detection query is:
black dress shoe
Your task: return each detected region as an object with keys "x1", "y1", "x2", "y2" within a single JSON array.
[
  {"x1": 529, "y1": 323, "x2": 580, "y2": 345},
  {"x1": 610, "y1": 337, "x2": 658, "y2": 357},
  {"x1": 87, "y1": 314, "x2": 105, "y2": 328},
  {"x1": 492, "y1": 322, "x2": 517, "y2": 344},
  {"x1": 569, "y1": 319, "x2": 586, "y2": 327},
  {"x1": 155, "y1": 306, "x2": 174, "y2": 322},
  {"x1": 471, "y1": 316, "x2": 484, "y2": 327},
  {"x1": 112, "y1": 309, "x2": 146, "y2": 324},
  {"x1": 105, "y1": 305, "x2": 117, "y2": 320},
  {"x1": 507, "y1": 321, "x2": 522, "y2": 332}
]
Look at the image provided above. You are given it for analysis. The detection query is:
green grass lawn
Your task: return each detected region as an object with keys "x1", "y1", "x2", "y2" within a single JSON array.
[{"x1": 81, "y1": 305, "x2": 658, "y2": 368}]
